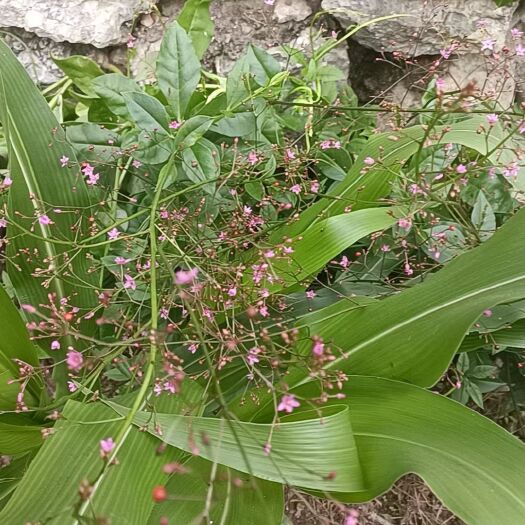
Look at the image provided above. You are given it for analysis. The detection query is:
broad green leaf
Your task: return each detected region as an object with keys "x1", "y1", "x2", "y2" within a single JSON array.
[
  {"x1": 272, "y1": 116, "x2": 512, "y2": 242},
  {"x1": 460, "y1": 319, "x2": 525, "y2": 351},
  {"x1": 0, "y1": 415, "x2": 43, "y2": 455},
  {"x1": 157, "y1": 22, "x2": 201, "y2": 120},
  {"x1": 256, "y1": 207, "x2": 399, "y2": 293},
  {"x1": 149, "y1": 456, "x2": 284, "y2": 525},
  {"x1": 291, "y1": 376, "x2": 525, "y2": 525},
  {"x1": 173, "y1": 115, "x2": 214, "y2": 150},
  {"x1": 92, "y1": 73, "x2": 142, "y2": 118},
  {"x1": 177, "y1": 0, "x2": 215, "y2": 59},
  {"x1": 123, "y1": 91, "x2": 171, "y2": 134},
  {"x1": 226, "y1": 46, "x2": 281, "y2": 107},
  {"x1": 0, "y1": 384, "x2": 203, "y2": 524},
  {"x1": 471, "y1": 191, "x2": 496, "y2": 240},
  {"x1": 0, "y1": 285, "x2": 38, "y2": 371},
  {"x1": 181, "y1": 138, "x2": 219, "y2": 194},
  {"x1": 0, "y1": 453, "x2": 34, "y2": 511},
  {"x1": 211, "y1": 112, "x2": 258, "y2": 137},
  {"x1": 0, "y1": 39, "x2": 98, "y2": 384},
  {"x1": 109, "y1": 402, "x2": 364, "y2": 493},
  {"x1": 290, "y1": 207, "x2": 525, "y2": 388},
  {"x1": 65, "y1": 123, "x2": 121, "y2": 163},
  {"x1": 53, "y1": 55, "x2": 104, "y2": 97}
]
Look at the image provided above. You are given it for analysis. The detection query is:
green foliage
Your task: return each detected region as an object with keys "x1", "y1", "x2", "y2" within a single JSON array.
[{"x1": 1, "y1": 13, "x2": 525, "y2": 525}]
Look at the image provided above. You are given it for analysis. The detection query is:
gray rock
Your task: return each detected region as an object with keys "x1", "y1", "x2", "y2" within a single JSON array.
[
  {"x1": 1, "y1": 0, "x2": 151, "y2": 48},
  {"x1": 322, "y1": 0, "x2": 517, "y2": 55},
  {"x1": 273, "y1": 0, "x2": 313, "y2": 23}
]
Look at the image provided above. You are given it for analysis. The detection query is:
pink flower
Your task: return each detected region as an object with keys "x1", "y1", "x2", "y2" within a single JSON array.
[
  {"x1": 67, "y1": 381, "x2": 78, "y2": 393},
  {"x1": 169, "y1": 120, "x2": 181, "y2": 130},
  {"x1": 175, "y1": 267, "x2": 199, "y2": 285},
  {"x1": 481, "y1": 38, "x2": 495, "y2": 52},
  {"x1": 320, "y1": 139, "x2": 341, "y2": 150},
  {"x1": 363, "y1": 156, "x2": 375, "y2": 166},
  {"x1": 486, "y1": 113, "x2": 498, "y2": 125},
  {"x1": 483, "y1": 309, "x2": 493, "y2": 317},
  {"x1": 66, "y1": 349, "x2": 84, "y2": 371},
  {"x1": 227, "y1": 286, "x2": 237, "y2": 297},
  {"x1": 247, "y1": 151, "x2": 259, "y2": 165},
  {"x1": 38, "y1": 215, "x2": 53, "y2": 226},
  {"x1": 59, "y1": 155, "x2": 69, "y2": 167},
  {"x1": 439, "y1": 44, "x2": 458, "y2": 59},
  {"x1": 100, "y1": 437, "x2": 116, "y2": 457},
  {"x1": 108, "y1": 228, "x2": 120, "y2": 240},
  {"x1": 259, "y1": 305, "x2": 269, "y2": 317},
  {"x1": 435, "y1": 77, "x2": 446, "y2": 93},
  {"x1": 503, "y1": 162, "x2": 519, "y2": 178},
  {"x1": 456, "y1": 164, "x2": 467, "y2": 174},
  {"x1": 21, "y1": 304, "x2": 36, "y2": 314},
  {"x1": 285, "y1": 148, "x2": 296, "y2": 160},
  {"x1": 86, "y1": 172, "x2": 99, "y2": 186},
  {"x1": 187, "y1": 343, "x2": 198, "y2": 354},
  {"x1": 306, "y1": 290, "x2": 316, "y2": 299},
  {"x1": 123, "y1": 274, "x2": 136, "y2": 290},
  {"x1": 160, "y1": 307, "x2": 169, "y2": 319},
  {"x1": 290, "y1": 184, "x2": 301, "y2": 194},
  {"x1": 278, "y1": 394, "x2": 300, "y2": 413},
  {"x1": 511, "y1": 28, "x2": 523, "y2": 40},
  {"x1": 312, "y1": 338, "x2": 324, "y2": 356},
  {"x1": 397, "y1": 217, "x2": 412, "y2": 229},
  {"x1": 404, "y1": 263, "x2": 414, "y2": 276},
  {"x1": 247, "y1": 347, "x2": 260, "y2": 366},
  {"x1": 516, "y1": 44, "x2": 525, "y2": 56},
  {"x1": 127, "y1": 35, "x2": 136, "y2": 49},
  {"x1": 381, "y1": 244, "x2": 391, "y2": 252},
  {"x1": 340, "y1": 255, "x2": 350, "y2": 268},
  {"x1": 345, "y1": 509, "x2": 359, "y2": 525},
  {"x1": 114, "y1": 256, "x2": 130, "y2": 265},
  {"x1": 3, "y1": 176, "x2": 12, "y2": 187},
  {"x1": 264, "y1": 0, "x2": 275, "y2": 5},
  {"x1": 51, "y1": 340, "x2": 60, "y2": 351},
  {"x1": 310, "y1": 180, "x2": 320, "y2": 193}
]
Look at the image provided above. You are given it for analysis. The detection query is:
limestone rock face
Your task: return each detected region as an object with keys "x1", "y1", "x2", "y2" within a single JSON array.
[
  {"x1": 322, "y1": 0, "x2": 517, "y2": 55},
  {"x1": 1, "y1": 0, "x2": 150, "y2": 47},
  {"x1": 273, "y1": 0, "x2": 313, "y2": 23}
]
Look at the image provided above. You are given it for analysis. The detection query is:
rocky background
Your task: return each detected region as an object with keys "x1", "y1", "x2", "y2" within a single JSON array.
[{"x1": 2, "y1": 0, "x2": 525, "y2": 108}]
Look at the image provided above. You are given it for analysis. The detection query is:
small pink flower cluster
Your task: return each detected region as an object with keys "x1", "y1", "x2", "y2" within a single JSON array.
[{"x1": 81, "y1": 163, "x2": 100, "y2": 186}]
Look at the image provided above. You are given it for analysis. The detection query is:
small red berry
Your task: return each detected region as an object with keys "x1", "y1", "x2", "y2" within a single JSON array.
[
  {"x1": 152, "y1": 485, "x2": 167, "y2": 503},
  {"x1": 64, "y1": 312, "x2": 74, "y2": 322}
]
